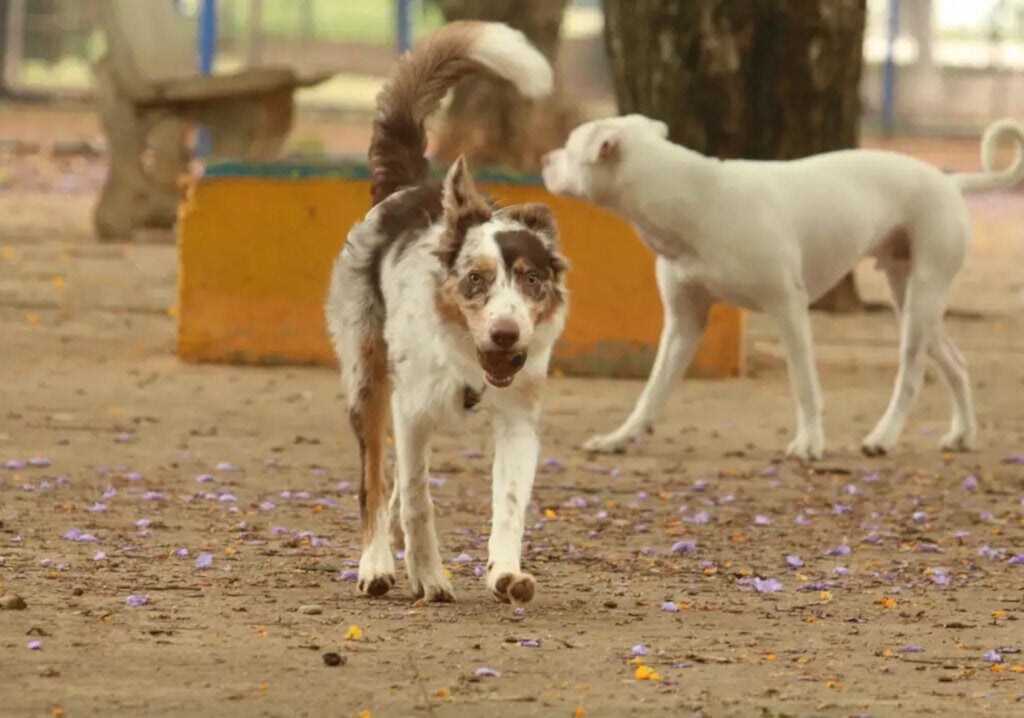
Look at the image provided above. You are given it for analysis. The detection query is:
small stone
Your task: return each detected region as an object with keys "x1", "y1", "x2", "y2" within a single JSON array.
[
  {"x1": 603, "y1": 600, "x2": 618, "y2": 609},
  {"x1": 0, "y1": 593, "x2": 27, "y2": 610},
  {"x1": 71, "y1": 587, "x2": 84, "y2": 597},
  {"x1": 298, "y1": 604, "x2": 323, "y2": 615},
  {"x1": 322, "y1": 652, "x2": 346, "y2": 667}
]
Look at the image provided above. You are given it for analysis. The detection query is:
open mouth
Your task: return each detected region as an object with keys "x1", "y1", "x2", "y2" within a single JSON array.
[{"x1": 477, "y1": 349, "x2": 528, "y2": 388}]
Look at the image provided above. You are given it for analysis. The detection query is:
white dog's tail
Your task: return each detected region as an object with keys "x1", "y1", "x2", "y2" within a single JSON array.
[
  {"x1": 367, "y1": 21, "x2": 553, "y2": 206},
  {"x1": 954, "y1": 118, "x2": 1024, "y2": 194}
]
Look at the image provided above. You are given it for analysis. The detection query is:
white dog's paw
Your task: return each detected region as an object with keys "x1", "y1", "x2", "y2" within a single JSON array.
[
  {"x1": 786, "y1": 433, "x2": 824, "y2": 462},
  {"x1": 582, "y1": 430, "x2": 634, "y2": 454},
  {"x1": 488, "y1": 569, "x2": 536, "y2": 606},
  {"x1": 860, "y1": 430, "x2": 896, "y2": 457},
  {"x1": 939, "y1": 428, "x2": 976, "y2": 453},
  {"x1": 408, "y1": 564, "x2": 456, "y2": 603},
  {"x1": 357, "y1": 548, "x2": 396, "y2": 598}
]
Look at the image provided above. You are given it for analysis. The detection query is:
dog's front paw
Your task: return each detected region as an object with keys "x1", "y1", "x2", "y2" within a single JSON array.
[
  {"x1": 786, "y1": 433, "x2": 824, "y2": 462},
  {"x1": 357, "y1": 544, "x2": 397, "y2": 597},
  {"x1": 861, "y1": 428, "x2": 897, "y2": 457},
  {"x1": 581, "y1": 430, "x2": 632, "y2": 454},
  {"x1": 488, "y1": 570, "x2": 536, "y2": 606}
]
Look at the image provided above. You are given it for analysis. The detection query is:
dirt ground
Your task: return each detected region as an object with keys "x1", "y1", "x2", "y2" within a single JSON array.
[{"x1": 2, "y1": 104, "x2": 1024, "y2": 718}]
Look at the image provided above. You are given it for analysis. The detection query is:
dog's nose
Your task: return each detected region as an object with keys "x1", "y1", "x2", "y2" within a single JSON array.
[{"x1": 489, "y1": 320, "x2": 520, "y2": 349}]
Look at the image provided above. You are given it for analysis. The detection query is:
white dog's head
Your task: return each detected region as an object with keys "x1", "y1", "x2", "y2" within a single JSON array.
[{"x1": 541, "y1": 114, "x2": 669, "y2": 202}]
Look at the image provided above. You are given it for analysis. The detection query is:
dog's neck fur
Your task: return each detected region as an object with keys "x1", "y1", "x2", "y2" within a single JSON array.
[{"x1": 597, "y1": 138, "x2": 720, "y2": 258}]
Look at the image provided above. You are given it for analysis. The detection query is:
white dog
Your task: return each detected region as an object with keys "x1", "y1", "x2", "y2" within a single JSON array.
[
  {"x1": 541, "y1": 114, "x2": 1024, "y2": 460},
  {"x1": 326, "y1": 22, "x2": 568, "y2": 603}
]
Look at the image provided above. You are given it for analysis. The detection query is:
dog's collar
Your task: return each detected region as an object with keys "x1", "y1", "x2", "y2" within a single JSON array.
[{"x1": 462, "y1": 384, "x2": 485, "y2": 410}]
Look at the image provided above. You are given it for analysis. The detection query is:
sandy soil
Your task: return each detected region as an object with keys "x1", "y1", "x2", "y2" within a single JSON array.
[{"x1": 2, "y1": 104, "x2": 1024, "y2": 717}]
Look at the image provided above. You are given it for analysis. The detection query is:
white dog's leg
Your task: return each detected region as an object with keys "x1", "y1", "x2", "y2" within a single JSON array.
[
  {"x1": 862, "y1": 273, "x2": 945, "y2": 455},
  {"x1": 391, "y1": 399, "x2": 453, "y2": 602},
  {"x1": 770, "y1": 291, "x2": 825, "y2": 461},
  {"x1": 487, "y1": 406, "x2": 541, "y2": 605},
  {"x1": 882, "y1": 267, "x2": 976, "y2": 452},
  {"x1": 583, "y1": 258, "x2": 710, "y2": 453}
]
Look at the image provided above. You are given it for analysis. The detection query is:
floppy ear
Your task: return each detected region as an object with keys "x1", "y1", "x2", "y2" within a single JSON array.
[
  {"x1": 436, "y1": 155, "x2": 492, "y2": 268},
  {"x1": 496, "y1": 203, "x2": 558, "y2": 242},
  {"x1": 584, "y1": 126, "x2": 620, "y2": 164}
]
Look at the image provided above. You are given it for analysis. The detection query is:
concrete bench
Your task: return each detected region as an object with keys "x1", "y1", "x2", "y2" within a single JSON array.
[{"x1": 93, "y1": 0, "x2": 333, "y2": 240}]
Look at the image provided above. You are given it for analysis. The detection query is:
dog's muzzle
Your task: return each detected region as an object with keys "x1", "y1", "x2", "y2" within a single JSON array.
[{"x1": 477, "y1": 349, "x2": 528, "y2": 388}]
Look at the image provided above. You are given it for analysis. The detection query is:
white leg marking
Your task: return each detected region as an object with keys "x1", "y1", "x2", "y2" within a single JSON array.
[{"x1": 770, "y1": 290, "x2": 825, "y2": 461}]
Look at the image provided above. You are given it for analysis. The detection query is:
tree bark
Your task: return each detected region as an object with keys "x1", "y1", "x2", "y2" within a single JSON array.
[
  {"x1": 604, "y1": 0, "x2": 867, "y2": 312},
  {"x1": 432, "y1": 0, "x2": 578, "y2": 171}
]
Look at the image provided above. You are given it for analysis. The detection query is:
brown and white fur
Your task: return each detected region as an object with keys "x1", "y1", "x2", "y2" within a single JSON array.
[{"x1": 325, "y1": 21, "x2": 568, "y2": 604}]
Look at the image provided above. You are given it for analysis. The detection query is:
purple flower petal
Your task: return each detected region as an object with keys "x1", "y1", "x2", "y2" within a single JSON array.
[
  {"x1": 660, "y1": 601, "x2": 680, "y2": 613},
  {"x1": 195, "y1": 553, "x2": 213, "y2": 569},
  {"x1": 473, "y1": 565, "x2": 486, "y2": 578},
  {"x1": 196, "y1": 474, "x2": 216, "y2": 483},
  {"x1": 862, "y1": 472, "x2": 880, "y2": 483},
  {"x1": 258, "y1": 501, "x2": 275, "y2": 511},
  {"x1": 636, "y1": 491, "x2": 649, "y2": 501},
  {"x1": 141, "y1": 491, "x2": 165, "y2": 501},
  {"x1": 900, "y1": 645, "x2": 925, "y2": 653},
  {"x1": 460, "y1": 448, "x2": 484, "y2": 459},
  {"x1": 979, "y1": 545, "x2": 1007, "y2": 560},
  {"x1": 215, "y1": 462, "x2": 239, "y2": 472},
  {"x1": 833, "y1": 503, "x2": 853, "y2": 515},
  {"x1": 639, "y1": 547, "x2": 657, "y2": 556},
  {"x1": 428, "y1": 476, "x2": 445, "y2": 488},
  {"x1": 541, "y1": 458, "x2": 564, "y2": 471},
  {"x1": 125, "y1": 594, "x2": 149, "y2": 606},
  {"x1": 983, "y1": 650, "x2": 1002, "y2": 663},
  {"x1": 912, "y1": 511, "x2": 929, "y2": 524},
  {"x1": 126, "y1": 472, "x2": 143, "y2": 482},
  {"x1": 794, "y1": 514, "x2": 812, "y2": 526},
  {"x1": 218, "y1": 492, "x2": 238, "y2": 503},
  {"x1": 174, "y1": 548, "x2": 189, "y2": 558},
  {"x1": 760, "y1": 466, "x2": 779, "y2": 477},
  {"x1": 27, "y1": 640, "x2": 41, "y2": 650},
  {"x1": 671, "y1": 540, "x2": 697, "y2": 554},
  {"x1": 28, "y1": 457, "x2": 51, "y2": 467},
  {"x1": 135, "y1": 518, "x2": 151, "y2": 528},
  {"x1": 86, "y1": 502, "x2": 107, "y2": 512},
  {"x1": 115, "y1": 433, "x2": 133, "y2": 443},
  {"x1": 1003, "y1": 455, "x2": 1024, "y2": 465},
  {"x1": 451, "y1": 553, "x2": 473, "y2": 564},
  {"x1": 754, "y1": 515, "x2": 773, "y2": 526},
  {"x1": 339, "y1": 569, "x2": 358, "y2": 581},
  {"x1": 271, "y1": 526, "x2": 289, "y2": 536},
  {"x1": 519, "y1": 639, "x2": 540, "y2": 647},
  {"x1": 824, "y1": 544, "x2": 851, "y2": 557},
  {"x1": 631, "y1": 644, "x2": 649, "y2": 656},
  {"x1": 833, "y1": 566, "x2": 849, "y2": 576},
  {"x1": 4, "y1": 459, "x2": 27, "y2": 469},
  {"x1": 930, "y1": 568, "x2": 950, "y2": 585},
  {"x1": 93, "y1": 550, "x2": 106, "y2": 561},
  {"x1": 962, "y1": 475, "x2": 978, "y2": 490},
  {"x1": 752, "y1": 577, "x2": 784, "y2": 593},
  {"x1": 102, "y1": 487, "x2": 117, "y2": 500},
  {"x1": 685, "y1": 510, "x2": 710, "y2": 525},
  {"x1": 785, "y1": 555, "x2": 804, "y2": 569},
  {"x1": 1008, "y1": 554, "x2": 1024, "y2": 566},
  {"x1": 474, "y1": 667, "x2": 500, "y2": 677}
]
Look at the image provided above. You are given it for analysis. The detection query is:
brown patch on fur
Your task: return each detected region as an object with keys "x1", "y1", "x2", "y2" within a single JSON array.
[
  {"x1": 348, "y1": 336, "x2": 391, "y2": 547},
  {"x1": 497, "y1": 203, "x2": 558, "y2": 240},
  {"x1": 369, "y1": 185, "x2": 443, "y2": 304},
  {"x1": 368, "y1": 22, "x2": 486, "y2": 205},
  {"x1": 493, "y1": 229, "x2": 567, "y2": 324},
  {"x1": 434, "y1": 255, "x2": 496, "y2": 335}
]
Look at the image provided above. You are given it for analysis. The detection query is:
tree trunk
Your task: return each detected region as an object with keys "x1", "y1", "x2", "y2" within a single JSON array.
[
  {"x1": 604, "y1": 0, "x2": 867, "y2": 313},
  {"x1": 433, "y1": 0, "x2": 577, "y2": 170}
]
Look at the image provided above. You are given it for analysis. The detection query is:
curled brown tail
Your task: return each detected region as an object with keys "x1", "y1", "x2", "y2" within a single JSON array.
[{"x1": 369, "y1": 21, "x2": 481, "y2": 205}]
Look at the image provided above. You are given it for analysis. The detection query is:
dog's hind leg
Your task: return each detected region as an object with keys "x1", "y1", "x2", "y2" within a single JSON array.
[
  {"x1": 880, "y1": 266, "x2": 975, "y2": 453},
  {"x1": 862, "y1": 270, "x2": 950, "y2": 456},
  {"x1": 392, "y1": 398, "x2": 453, "y2": 602},
  {"x1": 348, "y1": 334, "x2": 397, "y2": 597},
  {"x1": 582, "y1": 257, "x2": 712, "y2": 454},
  {"x1": 769, "y1": 288, "x2": 825, "y2": 461}
]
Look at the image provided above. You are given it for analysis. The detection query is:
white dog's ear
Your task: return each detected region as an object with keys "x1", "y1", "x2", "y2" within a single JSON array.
[
  {"x1": 586, "y1": 127, "x2": 620, "y2": 164},
  {"x1": 651, "y1": 120, "x2": 669, "y2": 139}
]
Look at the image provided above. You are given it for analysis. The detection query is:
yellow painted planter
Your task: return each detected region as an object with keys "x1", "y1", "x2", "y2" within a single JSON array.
[{"x1": 177, "y1": 161, "x2": 744, "y2": 379}]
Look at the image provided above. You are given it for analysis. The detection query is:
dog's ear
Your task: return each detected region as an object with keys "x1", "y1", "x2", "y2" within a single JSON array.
[
  {"x1": 585, "y1": 126, "x2": 620, "y2": 164},
  {"x1": 436, "y1": 155, "x2": 492, "y2": 269},
  {"x1": 651, "y1": 120, "x2": 669, "y2": 139},
  {"x1": 496, "y1": 203, "x2": 557, "y2": 243}
]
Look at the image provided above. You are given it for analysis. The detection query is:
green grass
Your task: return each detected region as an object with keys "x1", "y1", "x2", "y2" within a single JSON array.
[{"x1": 221, "y1": 0, "x2": 445, "y2": 46}]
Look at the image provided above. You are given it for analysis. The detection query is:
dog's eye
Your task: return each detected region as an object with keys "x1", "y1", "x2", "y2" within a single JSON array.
[
  {"x1": 468, "y1": 272, "x2": 483, "y2": 285},
  {"x1": 525, "y1": 272, "x2": 541, "y2": 286}
]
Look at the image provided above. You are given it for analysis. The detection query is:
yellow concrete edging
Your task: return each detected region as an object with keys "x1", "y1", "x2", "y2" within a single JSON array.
[{"x1": 177, "y1": 167, "x2": 744, "y2": 379}]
